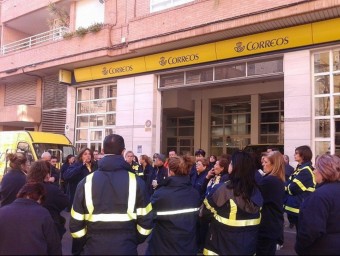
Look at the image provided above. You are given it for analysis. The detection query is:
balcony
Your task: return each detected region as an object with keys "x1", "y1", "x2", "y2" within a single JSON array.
[{"x1": 1, "y1": 27, "x2": 69, "y2": 55}]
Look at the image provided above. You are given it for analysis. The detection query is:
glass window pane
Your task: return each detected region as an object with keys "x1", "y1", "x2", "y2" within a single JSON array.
[
  {"x1": 76, "y1": 129, "x2": 87, "y2": 141},
  {"x1": 89, "y1": 100, "x2": 106, "y2": 113},
  {"x1": 211, "y1": 137, "x2": 223, "y2": 147},
  {"x1": 186, "y1": 68, "x2": 213, "y2": 84},
  {"x1": 90, "y1": 131, "x2": 102, "y2": 141},
  {"x1": 315, "y1": 97, "x2": 330, "y2": 116},
  {"x1": 93, "y1": 87, "x2": 104, "y2": 99},
  {"x1": 178, "y1": 117, "x2": 194, "y2": 126},
  {"x1": 167, "y1": 137, "x2": 177, "y2": 146},
  {"x1": 261, "y1": 112, "x2": 279, "y2": 122},
  {"x1": 215, "y1": 64, "x2": 246, "y2": 80},
  {"x1": 78, "y1": 88, "x2": 91, "y2": 101},
  {"x1": 261, "y1": 100, "x2": 280, "y2": 111},
  {"x1": 314, "y1": 52, "x2": 329, "y2": 73},
  {"x1": 77, "y1": 102, "x2": 89, "y2": 114},
  {"x1": 334, "y1": 96, "x2": 340, "y2": 115},
  {"x1": 314, "y1": 75, "x2": 330, "y2": 94},
  {"x1": 211, "y1": 104, "x2": 223, "y2": 114},
  {"x1": 107, "y1": 85, "x2": 117, "y2": 98},
  {"x1": 333, "y1": 50, "x2": 340, "y2": 71},
  {"x1": 159, "y1": 72, "x2": 184, "y2": 88},
  {"x1": 106, "y1": 99, "x2": 116, "y2": 112},
  {"x1": 77, "y1": 116, "x2": 88, "y2": 127},
  {"x1": 178, "y1": 127, "x2": 194, "y2": 136},
  {"x1": 166, "y1": 127, "x2": 177, "y2": 136},
  {"x1": 105, "y1": 128, "x2": 114, "y2": 136},
  {"x1": 334, "y1": 74, "x2": 340, "y2": 93},
  {"x1": 106, "y1": 114, "x2": 116, "y2": 126},
  {"x1": 211, "y1": 127, "x2": 223, "y2": 136},
  {"x1": 336, "y1": 119, "x2": 340, "y2": 155},
  {"x1": 315, "y1": 141, "x2": 330, "y2": 156},
  {"x1": 247, "y1": 58, "x2": 283, "y2": 76},
  {"x1": 211, "y1": 115, "x2": 223, "y2": 125},
  {"x1": 315, "y1": 119, "x2": 330, "y2": 137}
]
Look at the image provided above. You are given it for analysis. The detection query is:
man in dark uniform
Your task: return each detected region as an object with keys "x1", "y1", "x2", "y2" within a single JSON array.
[{"x1": 69, "y1": 134, "x2": 153, "y2": 255}]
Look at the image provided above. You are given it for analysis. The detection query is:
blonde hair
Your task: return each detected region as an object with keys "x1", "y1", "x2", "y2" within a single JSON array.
[
  {"x1": 315, "y1": 154, "x2": 340, "y2": 182},
  {"x1": 263, "y1": 151, "x2": 285, "y2": 182}
]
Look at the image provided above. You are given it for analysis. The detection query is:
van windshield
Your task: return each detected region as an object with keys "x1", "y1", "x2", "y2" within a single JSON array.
[{"x1": 33, "y1": 143, "x2": 76, "y2": 162}]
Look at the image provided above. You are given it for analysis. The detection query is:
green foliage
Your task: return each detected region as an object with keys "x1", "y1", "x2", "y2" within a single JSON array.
[
  {"x1": 75, "y1": 27, "x2": 88, "y2": 37},
  {"x1": 88, "y1": 23, "x2": 104, "y2": 33},
  {"x1": 62, "y1": 31, "x2": 75, "y2": 40}
]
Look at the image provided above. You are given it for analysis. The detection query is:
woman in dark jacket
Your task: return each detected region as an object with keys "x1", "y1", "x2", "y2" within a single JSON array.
[
  {"x1": 0, "y1": 182, "x2": 61, "y2": 255},
  {"x1": 295, "y1": 154, "x2": 340, "y2": 255},
  {"x1": 147, "y1": 155, "x2": 200, "y2": 255},
  {"x1": 27, "y1": 160, "x2": 70, "y2": 240},
  {"x1": 203, "y1": 151, "x2": 263, "y2": 255},
  {"x1": 0, "y1": 152, "x2": 27, "y2": 207},
  {"x1": 256, "y1": 151, "x2": 285, "y2": 255},
  {"x1": 60, "y1": 154, "x2": 75, "y2": 195},
  {"x1": 63, "y1": 148, "x2": 96, "y2": 206}
]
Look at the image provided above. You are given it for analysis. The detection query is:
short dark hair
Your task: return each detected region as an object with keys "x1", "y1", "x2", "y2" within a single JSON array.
[
  {"x1": 195, "y1": 149, "x2": 206, "y2": 157},
  {"x1": 103, "y1": 134, "x2": 125, "y2": 155},
  {"x1": 295, "y1": 145, "x2": 313, "y2": 163}
]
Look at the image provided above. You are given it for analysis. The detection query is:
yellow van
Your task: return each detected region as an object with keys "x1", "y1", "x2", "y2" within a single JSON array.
[{"x1": 0, "y1": 131, "x2": 76, "y2": 181}]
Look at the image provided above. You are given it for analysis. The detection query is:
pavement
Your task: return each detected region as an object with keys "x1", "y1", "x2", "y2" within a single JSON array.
[{"x1": 61, "y1": 211, "x2": 297, "y2": 255}]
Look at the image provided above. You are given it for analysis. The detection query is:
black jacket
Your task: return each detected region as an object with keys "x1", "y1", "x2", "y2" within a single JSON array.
[
  {"x1": 42, "y1": 182, "x2": 70, "y2": 239},
  {"x1": 0, "y1": 198, "x2": 62, "y2": 255},
  {"x1": 203, "y1": 181, "x2": 263, "y2": 255},
  {"x1": 257, "y1": 174, "x2": 285, "y2": 240},
  {"x1": 69, "y1": 154, "x2": 153, "y2": 255},
  {"x1": 0, "y1": 168, "x2": 26, "y2": 207},
  {"x1": 147, "y1": 176, "x2": 200, "y2": 255},
  {"x1": 295, "y1": 181, "x2": 340, "y2": 255}
]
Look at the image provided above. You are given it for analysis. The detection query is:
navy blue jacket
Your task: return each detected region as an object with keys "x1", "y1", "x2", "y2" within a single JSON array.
[
  {"x1": 147, "y1": 176, "x2": 200, "y2": 255},
  {"x1": 284, "y1": 161, "x2": 316, "y2": 216},
  {"x1": 63, "y1": 161, "x2": 96, "y2": 204},
  {"x1": 203, "y1": 181, "x2": 263, "y2": 255},
  {"x1": 0, "y1": 198, "x2": 61, "y2": 255},
  {"x1": 257, "y1": 174, "x2": 285, "y2": 240},
  {"x1": 190, "y1": 169, "x2": 209, "y2": 203},
  {"x1": 147, "y1": 165, "x2": 168, "y2": 196},
  {"x1": 295, "y1": 181, "x2": 340, "y2": 255},
  {"x1": 0, "y1": 169, "x2": 26, "y2": 207},
  {"x1": 69, "y1": 155, "x2": 153, "y2": 255}
]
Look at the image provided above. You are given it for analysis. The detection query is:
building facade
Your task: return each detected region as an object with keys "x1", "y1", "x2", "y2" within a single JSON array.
[{"x1": 0, "y1": 0, "x2": 339, "y2": 160}]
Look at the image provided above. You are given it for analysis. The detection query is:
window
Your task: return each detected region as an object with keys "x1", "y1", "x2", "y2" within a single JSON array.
[
  {"x1": 150, "y1": 0, "x2": 194, "y2": 12},
  {"x1": 75, "y1": 83, "x2": 117, "y2": 152},
  {"x1": 313, "y1": 50, "x2": 340, "y2": 155}
]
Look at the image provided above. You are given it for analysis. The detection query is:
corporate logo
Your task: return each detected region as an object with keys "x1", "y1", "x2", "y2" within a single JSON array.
[
  {"x1": 102, "y1": 66, "x2": 133, "y2": 75},
  {"x1": 159, "y1": 54, "x2": 199, "y2": 66},
  {"x1": 233, "y1": 36, "x2": 289, "y2": 53}
]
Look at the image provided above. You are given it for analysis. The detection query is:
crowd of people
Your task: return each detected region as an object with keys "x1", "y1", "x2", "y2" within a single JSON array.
[{"x1": 0, "y1": 134, "x2": 339, "y2": 255}]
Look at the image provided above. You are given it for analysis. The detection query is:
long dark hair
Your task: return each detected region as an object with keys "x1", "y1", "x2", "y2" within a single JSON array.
[{"x1": 228, "y1": 151, "x2": 257, "y2": 201}]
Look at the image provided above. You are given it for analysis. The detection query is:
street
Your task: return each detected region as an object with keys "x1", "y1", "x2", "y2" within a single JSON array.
[{"x1": 61, "y1": 211, "x2": 297, "y2": 255}]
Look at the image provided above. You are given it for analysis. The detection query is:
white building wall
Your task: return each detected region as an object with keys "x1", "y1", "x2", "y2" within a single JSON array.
[
  {"x1": 284, "y1": 50, "x2": 312, "y2": 164},
  {"x1": 116, "y1": 74, "x2": 160, "y2": 157}
]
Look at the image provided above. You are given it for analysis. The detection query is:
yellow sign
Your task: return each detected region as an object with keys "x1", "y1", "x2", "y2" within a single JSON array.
[
  {"x1": 145, "y1": 43, "x2": 217, "y2": 71},
  {"x1": 74, "y1": 57, "x2": 146, "y2": 82},
  {"x1": 59, "y1": 69, "x2": 72, "y2": 84},
  {"x1": 312, "y1": 18, "x2": 340, "y2": 44},
  {"x1": 216, "y1": 24, "x2": 313, "y2": 60},
  {"x1": 74, "y1": 18, "x2": 340, "y2": 83}
]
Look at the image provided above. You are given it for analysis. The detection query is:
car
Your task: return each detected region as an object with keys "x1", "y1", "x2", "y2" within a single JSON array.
[{"x1": 243, "y1": 144, "x2": 284, "y2": 156}]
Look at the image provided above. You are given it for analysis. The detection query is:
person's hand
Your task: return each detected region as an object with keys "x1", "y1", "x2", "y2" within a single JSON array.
[
  {"x1": 206, "y1": 168, "x2": 215, "y2": 179},
  {"x1": 48, "y1": 176, "x2": 55, "y2": 183}
]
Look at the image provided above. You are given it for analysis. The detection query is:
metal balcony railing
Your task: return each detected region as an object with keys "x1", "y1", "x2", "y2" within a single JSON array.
[{"x1": 1, "y1": 27, "x2": 69, "y2": 55}]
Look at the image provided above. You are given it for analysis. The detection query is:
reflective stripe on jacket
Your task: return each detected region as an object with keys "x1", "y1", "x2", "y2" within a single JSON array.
[{"x1": 69, "y1": 155, "x2": 153, "y2": 255}]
